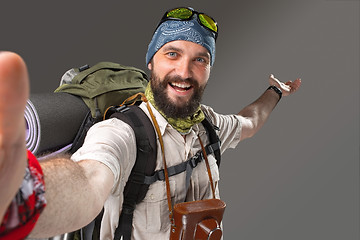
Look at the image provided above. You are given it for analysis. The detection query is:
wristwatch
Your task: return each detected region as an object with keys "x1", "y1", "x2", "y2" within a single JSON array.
[{"x1": 267, "y1": 85, "x2": 282, "y2": 100}]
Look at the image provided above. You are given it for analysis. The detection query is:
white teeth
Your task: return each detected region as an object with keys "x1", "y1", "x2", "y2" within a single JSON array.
[{"x1": 172, "y1": 82, "x2": 190, "y2": 89}]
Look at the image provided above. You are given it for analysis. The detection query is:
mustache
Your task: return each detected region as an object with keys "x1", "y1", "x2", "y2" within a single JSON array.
[{"x1": 151, "y1": 74, "x2": 200, "y2": 88}]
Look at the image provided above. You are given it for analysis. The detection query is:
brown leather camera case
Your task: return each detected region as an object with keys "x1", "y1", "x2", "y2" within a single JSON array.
[{"x1": 170, "y1": 198, "x2": 226, "y2": 240}]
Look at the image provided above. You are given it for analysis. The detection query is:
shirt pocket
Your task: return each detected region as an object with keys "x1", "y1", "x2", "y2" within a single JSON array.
[{"x1": 134, "y1": 180, "x2": 176, "y2": 232}]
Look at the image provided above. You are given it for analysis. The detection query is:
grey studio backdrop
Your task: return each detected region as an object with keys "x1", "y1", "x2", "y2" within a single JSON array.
[{"x1": 1, "y1": 0, "x2": 359, "y2": 239}]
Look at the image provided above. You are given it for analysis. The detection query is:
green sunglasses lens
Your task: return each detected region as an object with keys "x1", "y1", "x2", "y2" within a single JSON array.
[
  {"x1": 167, "y1": 8, "x2": 193, "y2": 19},
  {"x1": 163, "y1": 8, "x2": 218, "y2": 36},
  {"x1": 199, "y1": 14, "x2": 217, "y2": 32}
]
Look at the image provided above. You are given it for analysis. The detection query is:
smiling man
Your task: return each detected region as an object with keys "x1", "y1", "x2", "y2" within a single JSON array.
[
  {"x1": 148, "y1": 41, "x2": 209, "y2": 119},
  {"x1": 0, "y1": 7, "x2": 301, "y2": 240},
  {"x1": 144, "y1": 13, "x2": 216, "y2": 134}
]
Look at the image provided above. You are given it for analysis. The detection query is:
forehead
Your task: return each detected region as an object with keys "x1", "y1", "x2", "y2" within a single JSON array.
[{"x1": 158, "y1": 40, "x2": 210, "y2": 57}]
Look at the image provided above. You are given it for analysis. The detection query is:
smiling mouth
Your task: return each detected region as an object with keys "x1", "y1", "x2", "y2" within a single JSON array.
[{"x1": 169, "y1": 82, "x2": 193, "y2": 93}]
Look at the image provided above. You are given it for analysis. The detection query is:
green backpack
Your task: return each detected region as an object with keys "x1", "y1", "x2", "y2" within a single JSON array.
[
  {"x1": 54, "y1": 62, "x2": 149, "y2": 153},
  {"x1": 55, "y1": 61, "x2": 148, "y2": 120}
]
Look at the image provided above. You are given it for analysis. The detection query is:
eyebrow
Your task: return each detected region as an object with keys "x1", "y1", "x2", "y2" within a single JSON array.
[
  {"x1": 197, "y1": 51, "x2": 211, "y2": 60},
  {"x1": 161, "y1": 45, "x2": 183, "y2": 53}
]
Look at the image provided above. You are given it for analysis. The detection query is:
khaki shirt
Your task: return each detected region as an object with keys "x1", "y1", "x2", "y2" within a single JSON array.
[{"x1": 71, "y1": 102, "x2": 242, "y2": 240}]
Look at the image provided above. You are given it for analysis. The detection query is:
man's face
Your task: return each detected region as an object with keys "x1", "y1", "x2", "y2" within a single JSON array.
[{"x1": 148, "y1": 40, "x2": 211, "y2": 118}]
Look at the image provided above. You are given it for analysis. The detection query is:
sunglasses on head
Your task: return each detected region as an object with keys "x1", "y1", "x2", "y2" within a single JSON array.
[{"x1": 157, "y1": 7, "x2": 218, "y2": 40}]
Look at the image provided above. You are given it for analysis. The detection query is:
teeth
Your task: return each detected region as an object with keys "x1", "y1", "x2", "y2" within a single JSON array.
[{"x1": 171, "y1": 82, "x2": 191, "y2": 89}]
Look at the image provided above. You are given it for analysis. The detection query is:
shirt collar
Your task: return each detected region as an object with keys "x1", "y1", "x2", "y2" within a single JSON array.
[
  {"x1": 139, "y1": 101, "x2": 168, "y2": 136},
  {"x1": 139, "y1": 102, "x2": 207, "y2": 137}
]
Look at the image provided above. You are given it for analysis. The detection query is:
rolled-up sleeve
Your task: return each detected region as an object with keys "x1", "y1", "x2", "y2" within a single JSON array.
[
  {"x1": 71, "y1": 118, "x2": 137, "y2": 195},
  {"x1": 201, "y1": 105, "x2": 243, "y2": 153}
]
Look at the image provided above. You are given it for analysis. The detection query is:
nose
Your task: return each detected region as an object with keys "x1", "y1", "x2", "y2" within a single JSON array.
[{"x1": 175, "y1": 58, "x2": 192, "y2": 79}]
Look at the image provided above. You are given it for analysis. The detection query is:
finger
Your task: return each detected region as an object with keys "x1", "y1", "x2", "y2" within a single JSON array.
[
  {"x1": 290, "y1": 78, "x2": 301, "y2": 92},
  {"x1": 0, "y1": 52, "x2": 29, "y2": 147},
  {"x1": 294, "y1": 78, "x2": 302, "y2": 86},
  {"x1": 293, "y1": 78, "x2": 302, "y2": 89}
]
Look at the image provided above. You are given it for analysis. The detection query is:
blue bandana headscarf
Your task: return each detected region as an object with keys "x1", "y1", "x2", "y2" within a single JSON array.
[{"x1": 145, "y1": 16, "x2": 216, "y2": 66}]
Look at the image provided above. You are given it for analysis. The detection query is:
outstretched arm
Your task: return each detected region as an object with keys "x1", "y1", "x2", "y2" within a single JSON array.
[
  {"x1": 0, "y1": 52, "x2": 114, "y2": 238},
  {"x1": 29, "y1": 158, "x2": 114, "y2": 238},
  {"x1": 238, "y1": 74, "x2": 301, "y2": 140}
]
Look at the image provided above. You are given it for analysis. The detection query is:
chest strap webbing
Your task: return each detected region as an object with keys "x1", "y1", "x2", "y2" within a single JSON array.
[{"x1": 144, "y1": 140, "x2": 220, "y2": 190}]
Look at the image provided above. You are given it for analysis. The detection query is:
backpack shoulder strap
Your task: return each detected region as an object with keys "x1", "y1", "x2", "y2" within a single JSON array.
[
  {"x1": 201, "y1": 114, "x2": 221, "y2": 167},
  {"x1": 107, "y1": 104, "x2": 157, "y2": 240}
]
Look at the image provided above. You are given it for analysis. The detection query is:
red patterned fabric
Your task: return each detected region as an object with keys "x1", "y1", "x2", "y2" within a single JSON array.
[{"x1": 0, "y1": 151, "x2": 46, "y2": 240}]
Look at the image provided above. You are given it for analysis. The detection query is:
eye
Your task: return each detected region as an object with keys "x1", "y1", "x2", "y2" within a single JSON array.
[
  {"x1": 167, "y1": 52, "x2": 177, "y2": 58},
  {"x1": 196, "y1": 57, "x2": 205, "y2": 62},
  {"x1": 195, "y1": 57, "x2": 209, "y2": 65}
]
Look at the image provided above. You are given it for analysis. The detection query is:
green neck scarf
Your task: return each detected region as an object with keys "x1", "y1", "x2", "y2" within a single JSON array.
[{"x1": 145, "y1": 84, "x2": 205, "y2": 134}]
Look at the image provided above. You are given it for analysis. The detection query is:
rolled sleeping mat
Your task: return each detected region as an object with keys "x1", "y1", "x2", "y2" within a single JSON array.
[{"x1": 25, "y1": 92, "x2": 89, "y2": 157}]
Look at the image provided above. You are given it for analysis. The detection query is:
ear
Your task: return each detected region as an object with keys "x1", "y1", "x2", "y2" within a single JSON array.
[{"x1": 147, "y1": 62, "x2": 152, "y2": 71}]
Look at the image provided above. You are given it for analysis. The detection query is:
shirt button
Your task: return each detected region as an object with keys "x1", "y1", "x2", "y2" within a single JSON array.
[{"x1": 150, "y1": 194, "x2": 154, "y2": 200}]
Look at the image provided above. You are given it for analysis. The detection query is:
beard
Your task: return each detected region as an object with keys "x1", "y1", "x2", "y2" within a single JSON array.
[{"x1": 150, "y1": 72, "x2": 206, "y2": 119}]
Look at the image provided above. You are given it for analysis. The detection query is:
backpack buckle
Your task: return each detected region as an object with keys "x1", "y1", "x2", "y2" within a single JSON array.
[{"x1": 189, "y1": 157, "x2": 197, "y2": 168}]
